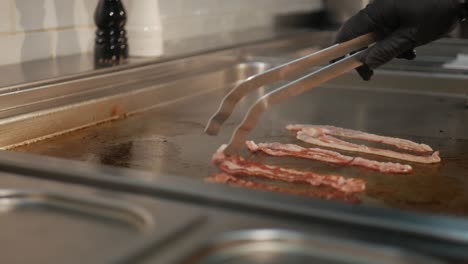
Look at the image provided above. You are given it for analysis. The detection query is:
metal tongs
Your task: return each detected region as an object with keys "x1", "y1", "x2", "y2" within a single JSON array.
[{"x1": 205, "y1": 33, "x2": 377, "y2": 155}]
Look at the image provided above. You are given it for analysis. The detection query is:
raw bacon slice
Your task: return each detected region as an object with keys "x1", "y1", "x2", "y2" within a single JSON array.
[
  {"x1": 206, "y1": 173, "x2": 361, "y2": 204},
  {"x1": 246, "y1": 141, "x2": 413, "y2": 174},
  {"x1": 295, "y1": 128, "x2": 441, "y2": 164},
  {"x1": 213, "y1": 145, "x2": 366, "y2": 193},
  {"x1": 287, "y1": 125, "x2": 433, "y2": 153}
]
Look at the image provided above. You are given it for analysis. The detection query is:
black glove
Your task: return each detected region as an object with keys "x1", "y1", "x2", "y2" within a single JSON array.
[{"x1": 336, "y1": 0, "x2": 465, "y2": 80}]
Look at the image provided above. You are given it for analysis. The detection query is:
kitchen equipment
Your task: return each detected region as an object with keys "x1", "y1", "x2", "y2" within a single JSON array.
[
  {"x1": 182, "y1": 229, "x2": 444, "y2": 264},
  {"x1": 0, "y1": 173, "x2": 204, "y2": 264},
  {"x1": 0, "y1": 154, "x2": 466, "y2": 263},
  {"x1": 94, "y1": 0, "x2": 128, "y2": 65},
  {"x1": 205, "y1": 33, "x2": 377, "y2": 154},
  {"x1": 126, "y1": 0, "x2": 164, "y2": 57},
  {"x1": 7, "y1": 31, "x2": 468, "y2": 218},
  {"x1": 324, "y1": 0, "x2": 370, "y2": 25}
]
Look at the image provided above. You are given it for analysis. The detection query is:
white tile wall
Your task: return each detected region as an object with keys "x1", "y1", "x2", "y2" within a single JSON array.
[
  {"x1": 73, "y1": 0, "x2": 97, "y2": 27},
  {"x1": 15, "y1": 0, "x2": 56, "y2": 31},
  {"x1": 0, "y1": 34, "x2": 26, "y2": 65},
  {"x1": 158, "y1": 0, "x2": 181, "y2": 19},
  {"x1": 0, "y1": 1, "x2": 13, "y2": 33},
  {"x1": 0, "y1": 0, "x2": 322, "y2": 66},
  {"x1": 19, "y1": 31, "x2": 54, "y2": 61},
  {"x1": 51, "y1": 28, "x2": 94, "y2": 57}
]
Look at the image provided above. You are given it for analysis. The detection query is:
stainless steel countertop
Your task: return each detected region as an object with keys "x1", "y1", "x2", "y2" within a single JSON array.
[{"x1": 0, "y1": 27, "x2": 306, "y2": 89}]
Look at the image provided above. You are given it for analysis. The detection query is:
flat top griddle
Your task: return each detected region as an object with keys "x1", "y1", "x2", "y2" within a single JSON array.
[{"x1": 15, "y1": 77, "x2": 468, "y2": 217}]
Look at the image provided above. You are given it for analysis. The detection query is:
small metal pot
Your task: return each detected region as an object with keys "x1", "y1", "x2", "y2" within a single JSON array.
[{"x1": 324, "y1": 0, "x2": 370, "y2": 25}]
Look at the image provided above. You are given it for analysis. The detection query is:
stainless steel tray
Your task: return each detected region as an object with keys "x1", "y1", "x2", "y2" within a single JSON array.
[
  {"x1": 0, "y1": 190, "x2": 151, "y2": 263},
  {"x1": 179, "y1": 229, "x2": 443, "y2": 264},
  {"x1": 0, "y1": 172, "x2": 203, "y2": 264}
]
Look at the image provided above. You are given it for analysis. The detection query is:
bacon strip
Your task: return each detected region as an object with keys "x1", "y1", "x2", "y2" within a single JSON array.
[
  {"x1": 246, "y1": 141, "x2": 413, "y2": 174},
  {"x1": 213, "y1": 145, "x2": 366, "y2": 193},
  {"x1": 295, "y1": 128, "x2": 441, "y2": 164},
  {"x1": 206, "y1": 173, "x2": 361, "y2": 204},
  {"x1": 287, "y1": 125, "x2": 433, "y2": 153}
]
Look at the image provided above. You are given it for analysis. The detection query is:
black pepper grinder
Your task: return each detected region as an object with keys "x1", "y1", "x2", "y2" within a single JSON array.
[{"x1": 94, "y1": 0, "x2": 128, "y2": 67}]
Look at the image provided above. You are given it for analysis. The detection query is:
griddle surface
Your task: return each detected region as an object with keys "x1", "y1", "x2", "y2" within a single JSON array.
[{"x1": 15, "y1": 85, "x2": 468, "y2": 217}]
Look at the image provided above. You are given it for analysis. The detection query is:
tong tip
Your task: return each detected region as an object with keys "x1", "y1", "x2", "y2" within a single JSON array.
[
  {"x1": 204, "y1": 121, "x2": 221, "y2": 136},
  {"x1": 223, "y1": 144, "x2": 240, "y2": 155}
]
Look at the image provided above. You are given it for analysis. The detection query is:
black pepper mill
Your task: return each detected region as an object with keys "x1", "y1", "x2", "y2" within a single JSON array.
[{"x1": 94, "y1": 0, "x2": 128, "y2": 67}]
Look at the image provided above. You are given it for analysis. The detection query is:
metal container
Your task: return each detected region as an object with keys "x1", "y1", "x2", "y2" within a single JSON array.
[
  {"x1": 181, "y1": 230, "x2": 444, "y2": 264},
  {"x1": 325, "y1": 0, "x2": 370, "y2": 25},
  {"x1": 0, "y1": 174, "x2": 205, "y2": 264}
]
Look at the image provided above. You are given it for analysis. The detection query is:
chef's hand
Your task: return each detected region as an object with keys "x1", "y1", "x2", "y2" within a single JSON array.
[{"x1": 336, "y1": 0, "x2": 464, "y2": 80}]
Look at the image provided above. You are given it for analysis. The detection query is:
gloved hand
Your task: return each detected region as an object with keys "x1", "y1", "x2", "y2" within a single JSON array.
[{"x1": 336, "y1": 0, "x2": 465, "y2": 80}]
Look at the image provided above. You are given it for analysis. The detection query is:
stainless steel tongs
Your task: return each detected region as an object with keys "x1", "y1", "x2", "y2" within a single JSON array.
[{"x1": 205, "y1": 33, "x2": 377, "y2": 155}]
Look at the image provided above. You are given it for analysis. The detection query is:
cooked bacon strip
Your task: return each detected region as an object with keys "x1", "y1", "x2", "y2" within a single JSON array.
[
  {"x1": 246, "y1": 141, "x2": 413, "y2": 174},
  {"x1": 206, "y1": 173, "x2": 361, "y2": 204},
  {"x1": 213, "y1": 145, "x2": 366, "y2": 193},
  {"x1": 287, "y1": 125, "x2": 433, "y2": 153},
  {"x1": 295, "y1": 129, "x2": 441, "y2": 164}
]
